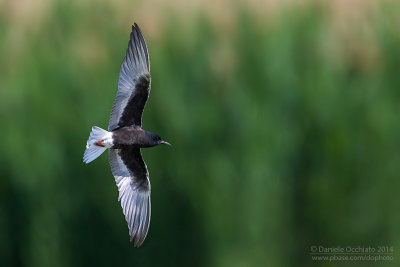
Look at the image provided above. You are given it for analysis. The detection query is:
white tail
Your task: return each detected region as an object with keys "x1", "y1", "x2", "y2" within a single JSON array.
[{"x1": 83, "y1": 126, "x2": 112, "y2": 164}]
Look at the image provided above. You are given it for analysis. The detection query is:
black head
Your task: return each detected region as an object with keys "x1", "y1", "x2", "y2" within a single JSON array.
[{"x1": 149, "y1": 133, "x2": 171, "y2": 146}]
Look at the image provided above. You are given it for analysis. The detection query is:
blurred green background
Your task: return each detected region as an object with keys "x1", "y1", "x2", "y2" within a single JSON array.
[{"x1": 1, "y1": 0, "x2": 400, "y2": 266}]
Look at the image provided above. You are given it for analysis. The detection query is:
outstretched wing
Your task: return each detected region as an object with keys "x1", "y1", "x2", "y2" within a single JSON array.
[
  {"x1": 109, "y1": 23, "x2": 151, "y2": 131},
  {"x1": 109, "y1": 148, "x2": 151, "y2": 247}
]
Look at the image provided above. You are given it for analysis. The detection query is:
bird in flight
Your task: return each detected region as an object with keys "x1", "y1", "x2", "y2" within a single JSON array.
[{"x1": 83, "y1": 23, "x2": 170, "y2": 247}]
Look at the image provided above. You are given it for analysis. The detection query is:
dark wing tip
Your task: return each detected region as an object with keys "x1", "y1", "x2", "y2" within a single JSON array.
[
  {"x1": 133, "y1": 22, "x2": 141, "y2": 31},
  {"x1": 131, "y1": 23, "x2": 141, "y2": 37},
  {"x1": 130, "y1": 22, "x2": 150, "y2": 71},
  {"x1": 129, "y1": 198, "x2": 150, "y2": 248}
]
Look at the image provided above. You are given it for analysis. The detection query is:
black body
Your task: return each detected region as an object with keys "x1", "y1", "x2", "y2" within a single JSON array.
[{"x1": 112, "y1": 126, "x2": 162, "y2": 148}]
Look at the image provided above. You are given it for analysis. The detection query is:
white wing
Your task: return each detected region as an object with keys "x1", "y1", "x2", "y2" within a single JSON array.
[
  {"x1": 108, "y1": 23, "x2": 151, "y2": 131},
  {"x1": 109, "y1": 148, "x2": 151, "y2": 247}
]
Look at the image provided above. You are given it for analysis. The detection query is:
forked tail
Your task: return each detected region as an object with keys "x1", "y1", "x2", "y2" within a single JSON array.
[{"x1": 83, "y1": 126, "x2": 111, "y2": 164}]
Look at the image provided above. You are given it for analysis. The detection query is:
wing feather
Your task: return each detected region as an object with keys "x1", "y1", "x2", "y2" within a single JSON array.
[
  {"x1": 109, "y1": 148, "x2": 151, "y2": 247},
  {"x1": 109, "y1": 23, "x2": 151, "y2": 131}
]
